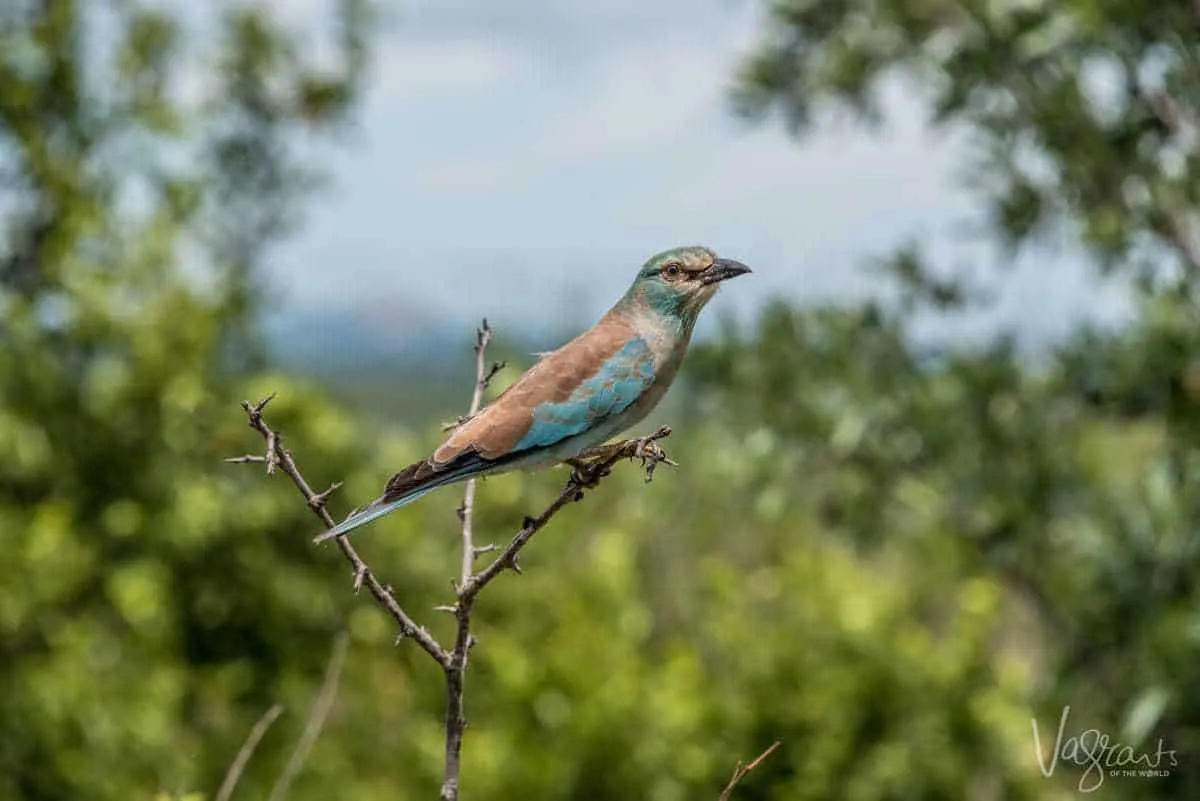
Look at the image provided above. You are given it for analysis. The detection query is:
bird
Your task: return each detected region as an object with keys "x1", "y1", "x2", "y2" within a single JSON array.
[{"x1": 315, "y1": 245, "x2": 751, "y2": 543}]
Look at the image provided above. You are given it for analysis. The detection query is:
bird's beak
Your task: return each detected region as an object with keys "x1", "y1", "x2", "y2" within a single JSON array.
[{"x1": 699, "y1": 258, "x2": 753, "y2": 285}]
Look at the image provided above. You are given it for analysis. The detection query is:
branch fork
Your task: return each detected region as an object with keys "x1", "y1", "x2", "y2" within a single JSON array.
[{"x1": 226, "y1": 319, "x2": 679, "y2": 801}]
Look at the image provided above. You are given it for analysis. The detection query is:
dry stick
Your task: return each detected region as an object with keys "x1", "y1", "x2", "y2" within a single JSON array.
[
  {"x1": 215, "y1": 703, "x2": 286, "y2": 801},
  {"x1": 229, "y1": 394, "x2": 450, "y2": 668},
  {"x1": 457, "y1": 319, "x2": 503, "y2": 588},
  {"x1": 440, "y1": 320, "x2": 501, "y2": 801},
  {"x1": 267, "y1": 632, "x2": 350, "y2": 801},
  {"x1": 717, "y1": 741, "x2": 782, "y2": 801}
]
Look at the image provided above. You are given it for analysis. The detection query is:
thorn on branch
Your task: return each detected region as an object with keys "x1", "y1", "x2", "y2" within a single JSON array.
[
  {"x1": 442, "y1": 414, "x2": 472, "y2": 432},
  {"x1": 253, "y1": 393, "x2": 277, "y2": 415},
  {"x1": 472, "y1": 543, "x2": 499, "y2": 559},
  {"x1": 434, "y1": 605, "x2": 458, "y2": 615},
  {"x1": 395, "y1": 626, "x2": 431, "y2": 647},
  {"x1": 239, "y1": 392, "x2": 277, "y2": 423},
  {"x1": 308, "y1": 482, "x2": 343, "y2": 512},
  {"x1": 475, "y1": 318, "x2": 491, "y2": 353},
  {"x1": 480, "y1": 360, "x2": 505, "y2": 390},
  {"x1": 231, "y1": 394, "x2": 451, "y2": 669}
]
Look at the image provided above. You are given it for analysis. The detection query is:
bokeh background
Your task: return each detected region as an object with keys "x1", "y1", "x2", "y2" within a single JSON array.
[{"x1": 3, "y1": 1, "x2": 1199, "y2": 799}]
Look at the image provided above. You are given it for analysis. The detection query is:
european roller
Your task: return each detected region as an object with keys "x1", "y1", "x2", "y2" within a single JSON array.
[{"x1": 316, "y1": 246, "x2": 750, "y2": 542}]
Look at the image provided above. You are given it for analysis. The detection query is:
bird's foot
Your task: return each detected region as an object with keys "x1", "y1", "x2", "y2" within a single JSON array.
[
  {"x1": 567, "y1": 457, "x2": 610, "y2": 489},
  {"x1": 566, "y1": 427, "x2": 677, "y2": 489},
  {"x1": 573, "y1": 442, "x2": 625, "y2": 462}
]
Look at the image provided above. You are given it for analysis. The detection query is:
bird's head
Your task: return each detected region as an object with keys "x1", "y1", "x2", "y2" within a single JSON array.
[{"x1": 622, "y1": 246, "x2": 751, "y2": 327}]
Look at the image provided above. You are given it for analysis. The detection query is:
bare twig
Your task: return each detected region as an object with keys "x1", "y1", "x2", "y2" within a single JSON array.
[
  {"x1": 458, "y1": 319, "x2": 494, "y2": 586},
  {"x1": 229, "y1": 395, "x2": 450, "y2": 668},
  {"x1": 441, "y1": 415, "x2": 472, "y2": 432},
  {"x1": 216, "y1": 704, "x2": 285, "y2": 801},
  {"x1": 308, "y1": 481, "x2": 343, "y2": 512},
  {"x1": 718, "y1": 741, "x2": 782, "y2": 801},
  {"x1": 441, "y1": 319, "x2": 494, "y2": 801},
  {"x1": 267, "y1": 632, "x2": 350, "y2": 801}
]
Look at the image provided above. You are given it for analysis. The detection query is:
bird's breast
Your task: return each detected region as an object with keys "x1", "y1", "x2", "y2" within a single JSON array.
[{"x1": 631, "y1": 314, "x2": 691, "y2": 371}]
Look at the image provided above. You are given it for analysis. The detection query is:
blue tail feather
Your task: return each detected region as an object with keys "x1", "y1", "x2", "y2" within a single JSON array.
[{"x1": 313, "y1": 465, "x2": 479, "y2": 543}]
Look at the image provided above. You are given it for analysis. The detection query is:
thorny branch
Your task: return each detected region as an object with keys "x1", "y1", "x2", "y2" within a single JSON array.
[
  {"x1": 456, "y1": 319, "x2": 504, "y2": 590},
  {"x1": 228, "y1": 393, "x2": 450, "y2": 667},
  {"x1": 227, "y1": 320, "x2": 676, "y2": 801},
  {"x1": 440, "y1": 319, "x2": 502, "y2": 801}
]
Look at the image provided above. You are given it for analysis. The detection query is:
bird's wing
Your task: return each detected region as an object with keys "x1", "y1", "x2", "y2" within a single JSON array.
[
  {"x1": 433, "y1": 312, "x2": 656, "y2": 465},
  {"x1": 317, "y1": 315, "x2": 657, "y2": 542}
]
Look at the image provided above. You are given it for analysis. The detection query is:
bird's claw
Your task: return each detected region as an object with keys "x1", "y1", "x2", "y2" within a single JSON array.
[
  {"x1": 566, "y1": 427, "x2": 676, "y2": 488},
  {"x1": 568, "y1": 460, "x2": 608, "y2": 489}
]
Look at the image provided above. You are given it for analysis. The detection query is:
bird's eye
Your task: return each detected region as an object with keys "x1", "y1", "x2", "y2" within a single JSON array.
[{"x1": 662, "y1": 264, "x2": 682, "y2": 280}]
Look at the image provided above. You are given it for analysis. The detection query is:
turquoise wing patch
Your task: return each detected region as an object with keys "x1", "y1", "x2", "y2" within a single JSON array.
[{"x1": 514, "y1": 337, "x2": 656, "y2": 451}]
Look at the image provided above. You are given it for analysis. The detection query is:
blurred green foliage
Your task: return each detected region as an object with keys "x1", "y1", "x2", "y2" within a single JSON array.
[
  {"x1": 737, "y1": 0, "x2": 1200, "y2": 281},
  {"x1": 1, "y1": 1, "x2": 1197, "y2": 801}
]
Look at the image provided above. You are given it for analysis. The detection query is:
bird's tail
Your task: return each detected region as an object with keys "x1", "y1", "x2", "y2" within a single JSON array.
[{"x1": 313, "y1": 456, "x2": 487, "y2": 544}]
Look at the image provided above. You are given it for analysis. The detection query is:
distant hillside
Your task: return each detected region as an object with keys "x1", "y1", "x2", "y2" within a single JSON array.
[{"x1": 261, "y1": 306, "x2": 551, "y2": 426}]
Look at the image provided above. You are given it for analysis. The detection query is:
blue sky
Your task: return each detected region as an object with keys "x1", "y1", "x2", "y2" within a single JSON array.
[{"x1": 268, "y1": 0, "x2": 1131, "y2": 344}]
